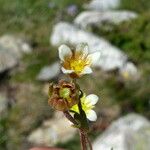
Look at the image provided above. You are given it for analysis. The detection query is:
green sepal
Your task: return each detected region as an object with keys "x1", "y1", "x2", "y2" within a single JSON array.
[
  {"x1": 74, "y1": 113, "x2": 81, "y2": 128},
  {"x1": 74, "y1": 111, "x2": 89, "y2": 131},
  {"x1": 79, "y1": 109, "x2": 89, "y2": 131}
]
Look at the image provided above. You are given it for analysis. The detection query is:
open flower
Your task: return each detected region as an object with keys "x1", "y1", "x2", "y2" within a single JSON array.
[
  {"x1": 48, "y1": 80, "x2": 79, "y2": 111},
  {"x1": 59, "y1": 43, "x2": 101, "y2": 78},
  {"x1": 71, "y1": 93, "x2": 99, "y2": 121}
]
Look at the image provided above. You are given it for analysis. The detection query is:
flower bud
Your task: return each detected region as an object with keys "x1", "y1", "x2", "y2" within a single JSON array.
[{"x1": 48, "y1": 80, "x2": 79, "y2": 111}]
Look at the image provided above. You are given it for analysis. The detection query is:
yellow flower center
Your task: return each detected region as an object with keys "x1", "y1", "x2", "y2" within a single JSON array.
[
  {"x1": 63, "y1": 52, "x2": 91, "y2": 74},
  {"x1": 70, "y1": 59, "x2": 87, "y2": 73}
]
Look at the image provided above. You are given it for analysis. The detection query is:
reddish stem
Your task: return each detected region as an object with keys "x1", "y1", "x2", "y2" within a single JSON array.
[
  {"x1": 87, "y1": 136, "x2": 93, "y2": 150},
  {"x1": 63, "y1": 111, "x2": 78, "y2": 126},
  {"x1": 79, "y1": 129, "x2": 87, "y2": 150},
  {"x1": 79, "y1": 129, "x2": 93, "y2": 150}
]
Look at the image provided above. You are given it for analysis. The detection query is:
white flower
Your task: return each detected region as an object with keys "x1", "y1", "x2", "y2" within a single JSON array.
[
  {"x1": 58, "y1": 43, "x2": 101, "y2": 78},
  {"x1": 71, "y1": 94, "x2": 99, "y2": 121}
]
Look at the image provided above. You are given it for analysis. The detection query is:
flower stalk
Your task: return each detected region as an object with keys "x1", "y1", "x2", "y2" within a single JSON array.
[
  {"x1": 79, "y1": 129, "x2": 87, "y2": 150},
  {"x1": 63, "y1": 111, "x2": 78, "y2": 126}
]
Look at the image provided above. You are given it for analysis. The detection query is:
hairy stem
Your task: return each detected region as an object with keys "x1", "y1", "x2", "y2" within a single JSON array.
[
  {"x1": 79, "y1": 129, "x2": 87, "y2": 150},
  {"x1": 78, "y1": 90, "x2": 84, "y2": 115},
  {"x1": 63, "y1": 111, "x2": 78, "y2": 126},
  {"x1": 80, "y1": 129, "x2": 93, "y2": 150},
  {"x1": 87, "y1": 135, "x2": 93, "y2": 150}
]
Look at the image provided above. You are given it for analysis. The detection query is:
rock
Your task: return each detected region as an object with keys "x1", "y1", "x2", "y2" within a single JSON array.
[
  {"x1": 50, "y1": 22, "x2": 128, "y2": 71},
  {"x1": 0, "y1": 35, "x2": 32, "y2": 73},
  {"x1": 37, "y1": 62, "x2": 60, "y2": 81},
  {"x1": 0, "y1": 45, "x2": 18, "y2": 73},
  {"x1": 93, "y1": 113, "x2": 150, "y2": 150},
  {"x1": 0, "y1": 35, "x2": 32, "y2": 58},
  {"x1": 6, "y1": 83, "x2": 52, "y2": 149},
  {"x1": 74, "y1": 11, "x2": 137, "y2": 29},
  {"x1": 0, "y1": 92, "x2": 8, "y2": 115},
  {"x1": 85, "y1": 0, "x2": 120, "y2": 11},
  {"x1": 120, "y1": 62, "x2": 140, "y2": 80},
  {"x1": 28, "y1": 112, "x2": 76, "y2": 146}
]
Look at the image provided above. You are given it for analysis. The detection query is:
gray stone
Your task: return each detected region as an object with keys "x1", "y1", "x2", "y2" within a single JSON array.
[
  {"x1": 0, "y1": 35, "x2": 32, "y2": 58},
  {"x1": 28, "y1": 112, "x2": 76, "y2": 146},
  {"x1": 74, "y1": 11, "x2": 137, "y2": 29},
  {"x1": 37, "y1": 62, "x2": 60, "y2": 81},
  {"x1": 0, "y1": 45, "x2": 18, "y2": 73},
  {"x1": 93, "y1": 113, "x2": 150, "y2": 150},
  {"x1": 85, "y1": 0, "x2": 120, "y2": 11},
  {"x1": 50, "y1": 22, "x2": 127, "y2": 71},
  {"x1": 0, "y1": 35, "x2": 32, "y2": 73}
]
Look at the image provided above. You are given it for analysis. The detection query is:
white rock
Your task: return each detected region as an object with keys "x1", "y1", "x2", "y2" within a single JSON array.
[
  {"x1": 93, "y1": 113, "x2": 150, "y2": 150},
  {"x1": 0, "y1": 45, "x2": 18, "y2": 73},
  {"x1": 74, "y1": 11, "x2": 137, "y2": 29},
  {"x1": 119, "y1": 62, "x2": 140, "y2": 80},
  {"x1": 85, "y1": 0, "x2": 120, "y2": 11},
  {"x1": 50, "y1": 22, "x2": 127, "y2": 71},
  {"x1": 28, "y1": 112, "x2": 76, "y2": 146},
  {"x1": 0, "y1": 35, "x2": 32, "y2": 58},
  {"x1": 37, "y1": 62, "x2": 60, "y2": 81},
  {"x1": 0, "y1": 35, "x2": 32, "y2": 73}
]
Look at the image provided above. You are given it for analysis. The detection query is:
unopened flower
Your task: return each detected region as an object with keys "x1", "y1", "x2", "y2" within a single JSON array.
[
  {"x1": 59, "y1": 43, "x2": 101, "y2": 78},
  {"x1": 71, "y1": 94, "x2": 99, "y2": 121},
  {"x1": 48, "y1": 80, "x2": 79, "y2": 111}
]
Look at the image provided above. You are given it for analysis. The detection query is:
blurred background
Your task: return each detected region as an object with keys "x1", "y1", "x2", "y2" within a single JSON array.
[{"x1": 0, "y1": 0, "x2": 150, "y2": 150}]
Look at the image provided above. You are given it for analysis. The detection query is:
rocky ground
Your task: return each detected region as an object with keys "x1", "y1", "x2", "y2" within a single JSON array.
[{"x1": 0, "y1": 0, "x2": 150, "y2": 150}]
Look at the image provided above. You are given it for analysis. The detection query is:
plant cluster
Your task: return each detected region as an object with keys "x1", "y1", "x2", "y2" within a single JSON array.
[{"x1": 48, "y1": 43, "x2": 101, "y2": 150}]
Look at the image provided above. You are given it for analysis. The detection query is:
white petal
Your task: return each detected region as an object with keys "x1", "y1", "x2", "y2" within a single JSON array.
[
  {"x1": 86, "y1": 94, "x2": 99, "y2": 105},
  {"x1": 88, "y1": 51, "x2": 101, "y2": 65},
  {"x1": 87, "y1": 110, "x2": 97, "y2": 121},
  {"x1": 59, "y1": 44, "x2": 72, "y2": 61},
  {"x1": 61, "y1": 67, "x2": 74, "y2": 74},
  {"x1": 76, "y1": 43, "x2": 89, "y2": 56},
  {"x1": 81, "y1": 66, "x2": 93, "y2": 75}
]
